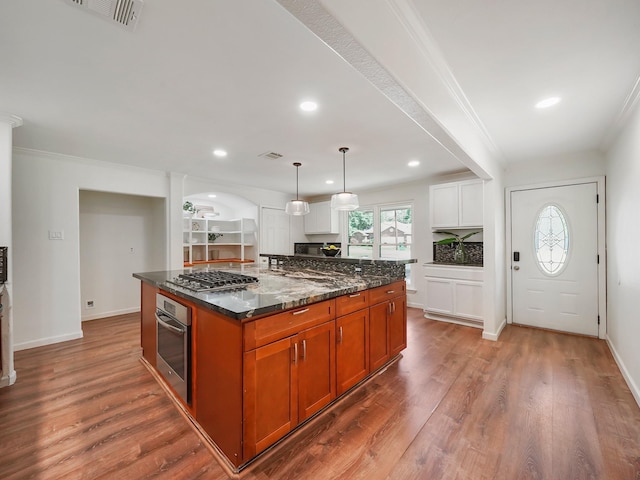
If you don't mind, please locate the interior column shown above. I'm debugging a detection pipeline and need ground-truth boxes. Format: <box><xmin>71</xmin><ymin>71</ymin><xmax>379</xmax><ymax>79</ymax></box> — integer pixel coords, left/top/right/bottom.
<box><xmin>0</xmin><ymin>112</ymin><xmax>23</xmax><ymax>388</ymax></box>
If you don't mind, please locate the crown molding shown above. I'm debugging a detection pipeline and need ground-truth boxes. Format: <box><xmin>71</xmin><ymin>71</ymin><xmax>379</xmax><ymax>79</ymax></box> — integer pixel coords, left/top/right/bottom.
<box><xmin>601</xmin><ymin>74</ymin><xmax>640</xmax><ymax>150</ymax></box>
<box><xmin>385</xmin><ymin>0</ymin><xmax>503</xmax><ymax>161</ymax></box>
<box><xmin>0</xmin><ymin>113</ymin><xmax>23</xmax><ymax>128</ymax></box>
<box><xmin>276</xmin><ymin>0</ymin><xmax>497</xmax><ymax>179</ymax></box>
<box><xmin>12</xmin><ymin>146</ymin><xmax>168</xmax><ymax>177</ymax></box>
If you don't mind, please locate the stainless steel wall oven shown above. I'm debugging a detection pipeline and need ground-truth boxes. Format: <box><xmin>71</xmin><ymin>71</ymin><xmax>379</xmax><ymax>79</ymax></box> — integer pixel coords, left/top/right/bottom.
<box><xmin>155</xmin><ymin>293</ymin><xmax>191</xmax><ymax>405</ymax></box>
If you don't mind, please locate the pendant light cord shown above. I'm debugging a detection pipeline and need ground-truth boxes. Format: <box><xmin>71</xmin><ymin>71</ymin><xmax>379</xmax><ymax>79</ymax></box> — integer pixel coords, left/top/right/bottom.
<box><xmin>339</xmin><ymin>147</ymin><xmax>349</xmax><ymax>193</ymax></box>
<box><xmin>293</xmin><ymin>161</ymin><xmax>302</xmax><ymax>200</ymax></box>
<box><xmin>342</xmin><ymin>150</ymin><xmax>346</xmax><ymax>193</ymax></box>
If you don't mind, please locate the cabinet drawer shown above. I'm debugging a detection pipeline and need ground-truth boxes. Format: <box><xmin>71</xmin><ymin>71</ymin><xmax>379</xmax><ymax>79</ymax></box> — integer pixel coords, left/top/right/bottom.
<box><xmin>369</xmin><ymin>281</ymin><xmax>406</xmax><ymax>305</ymax></box>
<box><xmin>335</xmin><ymin>290</ymin><xmax>369</xmax><ymax>317</ymax></box>
<box><xmin>244</xmin><ymin>299</ymin><xmax>335</xmax><ymax>351</ymax></box>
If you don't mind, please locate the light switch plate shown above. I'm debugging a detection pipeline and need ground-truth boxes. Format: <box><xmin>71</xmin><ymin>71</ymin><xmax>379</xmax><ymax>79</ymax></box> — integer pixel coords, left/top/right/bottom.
<box><xmin>48</xmin><ymin>230</ymin><xmax>64</xmax><ymax>240</ymax></box>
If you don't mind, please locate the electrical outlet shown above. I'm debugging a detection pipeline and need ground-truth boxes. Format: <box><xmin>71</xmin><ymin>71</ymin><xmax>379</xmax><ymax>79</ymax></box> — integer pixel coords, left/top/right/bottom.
<box><xmin>86</xmin><ymin>300</ymin><xmax>95</xmax><ymax>309</ymax></box>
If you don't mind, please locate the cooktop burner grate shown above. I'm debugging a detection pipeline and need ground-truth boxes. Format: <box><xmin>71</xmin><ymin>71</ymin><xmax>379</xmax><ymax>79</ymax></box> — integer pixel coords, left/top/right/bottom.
<box><xmin>167</xmin><ymin>270</ymin><xmax>259</xmax><ymax>292</ymax></box>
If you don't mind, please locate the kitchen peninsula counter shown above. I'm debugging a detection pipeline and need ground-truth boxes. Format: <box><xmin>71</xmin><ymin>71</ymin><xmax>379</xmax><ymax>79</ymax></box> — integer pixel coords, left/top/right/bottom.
<box><xmin>135</xmin><ymin>257</ymin><xmax>413</xmax><ymax>472</ymax></box>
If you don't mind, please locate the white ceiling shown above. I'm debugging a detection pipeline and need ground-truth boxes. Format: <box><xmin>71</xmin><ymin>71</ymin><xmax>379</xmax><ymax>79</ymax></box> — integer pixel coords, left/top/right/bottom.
<box><xmin>1</xmin><ymin>0</ymin><xmax>639</xmax><ymax>197</ymax></box>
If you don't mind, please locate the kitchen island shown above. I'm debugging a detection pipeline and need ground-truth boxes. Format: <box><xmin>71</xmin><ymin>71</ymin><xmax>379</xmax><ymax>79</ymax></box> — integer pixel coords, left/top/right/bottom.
<box><xmin>134</xmin><ymin>256</ymin><xmax>415</xmax><ymax>472</ymax></box>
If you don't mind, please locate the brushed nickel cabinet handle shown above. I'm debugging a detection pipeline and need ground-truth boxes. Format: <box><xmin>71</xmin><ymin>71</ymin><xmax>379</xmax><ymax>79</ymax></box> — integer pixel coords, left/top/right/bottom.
<box><xmin>349</xmin><ymin>293</ymin><xmax>361</xmax><ymax>298</ymax></box>
<box><xmin>292</xmin><ymin>308</ymin><xmax>309</xmax><ymax>316</ymax></box>
<box><xmin>386</xmin><ymin>290</ymin><xmax>395</xmax><ymax>294</ymax></box>
<box><xmin>339</xmin><ymin>326</ymin><xmax>343</xmax><ymax>344</ymax></box>
<box><xmin>293</xmin><ymin>342</ymin><xmax>298</xmax><ymax>365</ymax></box>
<box><xmin>302</xmin><ymin>340</ymin><xmax>306</xmax><ymax>360</ymax></box>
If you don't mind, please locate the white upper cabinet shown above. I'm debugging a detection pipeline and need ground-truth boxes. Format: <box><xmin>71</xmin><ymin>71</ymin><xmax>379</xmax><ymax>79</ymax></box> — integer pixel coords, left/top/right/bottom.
<box><xmin>430</xmin><ymin>179</ymin><xmax>483</xmax><ymax>229</ymax></box>
<box><xmin>304</xmin><ymin>201</ymin><xmax>339</xmax><ymax>234</ymax></box>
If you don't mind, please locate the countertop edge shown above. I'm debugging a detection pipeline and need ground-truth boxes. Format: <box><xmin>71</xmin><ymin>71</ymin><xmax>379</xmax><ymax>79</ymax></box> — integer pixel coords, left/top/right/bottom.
<box><xmin>133</xmin><ymin>272</ymin><xmax>400</xmax><ymax>320</ymax></box>
<box><xmin>260</xmin><ymin>253</ymin><xmax>417</xmax><ymax>265</ymax></box>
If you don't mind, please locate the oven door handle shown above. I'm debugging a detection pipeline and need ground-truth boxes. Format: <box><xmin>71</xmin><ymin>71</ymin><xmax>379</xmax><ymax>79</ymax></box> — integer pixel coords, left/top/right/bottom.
<box><xmin>155</xmin><ymin>312</ymin><xmax>185</xmax><ymax>335</ymax></box>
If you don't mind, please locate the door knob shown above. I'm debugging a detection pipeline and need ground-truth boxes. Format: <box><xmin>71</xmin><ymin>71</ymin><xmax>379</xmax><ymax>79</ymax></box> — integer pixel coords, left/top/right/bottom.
<box><xmin>514</xmin><ymin>266</ymin><xmax>520</xmax><ymax>270</ymax></box>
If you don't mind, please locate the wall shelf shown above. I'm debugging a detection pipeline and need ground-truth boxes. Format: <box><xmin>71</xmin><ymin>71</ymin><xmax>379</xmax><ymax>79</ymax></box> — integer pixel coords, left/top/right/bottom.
<box><xmin>183</xmin><ymin>217</ymin><xmax>256</xmax><ymax>266</ymax></box>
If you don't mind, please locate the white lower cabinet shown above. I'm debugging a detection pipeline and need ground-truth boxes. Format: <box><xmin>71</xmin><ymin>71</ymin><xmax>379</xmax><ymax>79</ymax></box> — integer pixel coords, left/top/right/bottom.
<box><xmin>424</xmin><ymin>264</ymin><xmax>483</xmax><ymax>327</ymax></box>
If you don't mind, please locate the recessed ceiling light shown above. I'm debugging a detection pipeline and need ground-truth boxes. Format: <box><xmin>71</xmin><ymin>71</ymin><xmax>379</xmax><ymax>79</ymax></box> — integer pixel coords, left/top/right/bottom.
<box><xmin>208</xmin><ymin>194</ymin><xmax>217</xmax><ymax>198</ymax></box>
<box><xmin>535</xmin><ymin>97</ymin><xmax>561</xmax><ymax>109</ymax></box>
<box><xmin>325</xmin><ymin>180</ymin><xmax>334</xmax><ymax>185</ymax></box>
<box><xmin>300</xmin><ymin>101</ymin><xmax>318</xmax><ymax>112</ymax></box>
<box><xmin>408</xmin><ymin>160</ymin><xmax>420</xmax><ymax>167</ymax></box>
<box><xmin>213</xmin><ymin>149</ymin><xmax>227</xmax><ymax>157</ymax></box>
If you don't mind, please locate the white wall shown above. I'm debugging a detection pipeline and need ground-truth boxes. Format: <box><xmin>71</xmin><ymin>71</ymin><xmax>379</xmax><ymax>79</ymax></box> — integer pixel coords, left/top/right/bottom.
<box><xmin>79</xmin><ymin>191</ymin><xmax>165</xmax><ymax>321</ymax></box>
<box><xmin>505</xmin><ymin>150</ymin><xmax>606</xmax><ymax>186</ymax></box>
<box><xmin>12</xmin><ymin>149</ymin><xmax>295</xmax><ymax>350</ymax></box>
<box><xmin>605</xmin><ymin>102</ymin><xmax>640</xmax><ymax>405</ymax></box>
<box><xmin>346</xmin><ymin>179</ymin><xmax>431</xmax><ymax>308</ymax></box>
<box><xmin>12</xmin><ymin>149</ymin><xmax>168</xmax><ymax>350</ymax></box>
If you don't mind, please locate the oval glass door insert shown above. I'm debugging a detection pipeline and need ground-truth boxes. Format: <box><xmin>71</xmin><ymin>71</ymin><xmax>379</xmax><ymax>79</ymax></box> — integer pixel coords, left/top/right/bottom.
<box><xmin>534</xmin><ymin>204</ymin><xmax>569</xmax><ymax>275</ymax></box>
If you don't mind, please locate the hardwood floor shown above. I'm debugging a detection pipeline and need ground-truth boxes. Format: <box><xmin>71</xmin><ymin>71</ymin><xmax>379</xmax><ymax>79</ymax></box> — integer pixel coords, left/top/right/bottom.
<box><xmin>1</xmin><ymin>310</ymin><xmax>639</xmax><ymax>479</ymax></box>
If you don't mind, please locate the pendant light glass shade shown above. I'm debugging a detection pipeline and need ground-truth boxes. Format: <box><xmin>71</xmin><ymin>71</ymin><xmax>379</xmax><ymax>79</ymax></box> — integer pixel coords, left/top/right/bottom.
<box><xmin>285</xmin><ymin>199</ymin><xmax>310</xmax><ymax>215</ymax></box>
<box><xmin>331</xmin><ymin>191</ymin><xmax>359</xmax><ymax>210</ymax></box>
<box><xmin>330</xmin><ymin>147</ymin><xmax>359</xmax><ymax>211</ymax></box>
<box><xmin>285</xmin><ymin>162</ymin><xmax>310</xmax><ymax>216</ymax></box>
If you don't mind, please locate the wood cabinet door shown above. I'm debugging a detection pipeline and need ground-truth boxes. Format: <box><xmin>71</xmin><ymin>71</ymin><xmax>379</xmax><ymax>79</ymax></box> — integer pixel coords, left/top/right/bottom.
<box><xmin>336</xmin><ymin>309</ymin><xmax>369</xmax><ymax>396</ymax></box>
<box><xmin>389</xmin><ymin>295</ymin><xmax>407</xmax><ymax>357</ymax></box>
<box><xmin>140</xmin><ymin>282</ymin><xmax>158</xmax><ymax>366</ymax></box>
<box><xmin>297</xmin><ymin>321</ymin><xmax>336</xmax><ymax>421</ymax></box>
<box><xmin>369</xmin><ymin>301</ymin><xmax>390</xmax><ymax>371</ymax></box>
<box><xmin>243</xmin><ymin>336</ymin><xmax>298</xmax><ymax>459</ymax></box>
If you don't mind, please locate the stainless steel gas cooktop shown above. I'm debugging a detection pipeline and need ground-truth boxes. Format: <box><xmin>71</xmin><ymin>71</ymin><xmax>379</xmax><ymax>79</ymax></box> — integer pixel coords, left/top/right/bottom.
<box><xmin>167</xmin><ymin>270</ymin><xmax>259</xmax><ymax>292</ymax></box>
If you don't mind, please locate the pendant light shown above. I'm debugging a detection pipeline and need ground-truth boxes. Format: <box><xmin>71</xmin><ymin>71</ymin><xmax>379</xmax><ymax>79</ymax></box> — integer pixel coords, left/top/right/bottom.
<box><xmin>285</xmin><ymin>162</ymin><xmax>310</xmax><ymax>215</ymax></box>
<box><xmin>330</xmin><ymin>147</ymin><xmax>359</xmax><ymax>210</ymax></box>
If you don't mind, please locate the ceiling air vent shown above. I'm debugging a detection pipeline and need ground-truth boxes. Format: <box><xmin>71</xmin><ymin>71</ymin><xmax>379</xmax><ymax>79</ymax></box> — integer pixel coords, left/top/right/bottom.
<box><xmin>259</xmin><ymin>151</ymin><xmax>284</xmax><ymax>160</ymax></box>
<box><xmin>63</xmin><ymin>0</ymin><xmax>144</xmax><ymax>32</ymax></box>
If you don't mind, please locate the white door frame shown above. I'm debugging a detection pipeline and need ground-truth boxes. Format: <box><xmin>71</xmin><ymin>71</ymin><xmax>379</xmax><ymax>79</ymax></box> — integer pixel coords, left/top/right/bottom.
<box><xmin>505</xmin><ymin>176</ymin><xmax>607</xmax><ymax>339</ymax></box>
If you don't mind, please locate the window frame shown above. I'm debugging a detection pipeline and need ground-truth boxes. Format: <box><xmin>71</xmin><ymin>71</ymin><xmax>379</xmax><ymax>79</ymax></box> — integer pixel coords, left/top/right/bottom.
<box><xmin>343</xmin><ymin>201</ymin><xmax>414</xmax><ymax>285</ymax></box>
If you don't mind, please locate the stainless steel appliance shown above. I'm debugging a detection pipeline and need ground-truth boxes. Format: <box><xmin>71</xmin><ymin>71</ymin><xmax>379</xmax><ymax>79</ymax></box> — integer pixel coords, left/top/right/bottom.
<box><xmin>167</xmin><ymin>270</ymin><xmax>258</xmax><ymax>292</ymax></box>
<box><xmin>156</xmin><ymin>293</ymin><xmax>191</xmax><ymax>404</ymax></box>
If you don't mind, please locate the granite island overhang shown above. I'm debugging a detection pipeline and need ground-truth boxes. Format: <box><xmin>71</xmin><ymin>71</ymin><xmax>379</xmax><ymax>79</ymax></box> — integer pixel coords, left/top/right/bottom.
<box><xmin>133</xmin><ymin>256</ymin><xmax>415</xmax><ymax>472</ymax></box>
<box><xmin>133</xmin><ymin>256</ymin><xmax>416</xmax><ymax>320</ymax></box>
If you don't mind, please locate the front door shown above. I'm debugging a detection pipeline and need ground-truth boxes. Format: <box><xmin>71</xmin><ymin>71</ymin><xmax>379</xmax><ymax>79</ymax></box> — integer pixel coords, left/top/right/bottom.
<box><xmin>510</xmin><ymin>182</ymin><xmax>599</xmax><ymax>336</ymax></box>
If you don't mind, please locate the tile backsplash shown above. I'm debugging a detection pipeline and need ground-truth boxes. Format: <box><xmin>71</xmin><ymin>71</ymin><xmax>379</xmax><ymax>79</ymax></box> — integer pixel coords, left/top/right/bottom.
<box><xmin>433</xmin><ymin>242</ymin><xmax>483</xmax><ymax>265</ymax></box>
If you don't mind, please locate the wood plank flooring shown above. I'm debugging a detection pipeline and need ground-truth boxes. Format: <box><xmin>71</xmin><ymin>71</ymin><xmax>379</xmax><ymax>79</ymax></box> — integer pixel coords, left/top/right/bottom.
<box><xmin>1</xmin><ymin>309</ymin><xmax>639</xmax><ymax>479</ymax></box>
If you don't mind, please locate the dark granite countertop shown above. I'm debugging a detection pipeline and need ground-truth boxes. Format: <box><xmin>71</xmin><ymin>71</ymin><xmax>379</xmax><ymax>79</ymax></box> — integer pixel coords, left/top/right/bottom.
<box><xmin>261</xmin><ymin>253</ymin><xmax>417</xmax><ymax>265</ymax></box>
<box><xmin>425</xmin><ymin>262</ymin><xmax>484</xmax><ymax>268</ymax></box>
<box><xmin>133</xmin><ymin>263</ymin><xmax>401</xmax><ymax>320</ymax></box>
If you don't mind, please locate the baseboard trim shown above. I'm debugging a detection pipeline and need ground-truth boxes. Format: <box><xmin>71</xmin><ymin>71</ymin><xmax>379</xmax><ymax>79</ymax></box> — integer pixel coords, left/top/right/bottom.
<box><xmin>423</xmin><ymin>311</ymin><xmax>483</xmax><ymax>330</ymax></box>
<box><xmin>482</xmin><ymin>317</ymin><xmax>507</xmax><ymax>342</ymax></box>
<box><xmin>82</xmin><ymin>307</ymin><xmax>139</xmax><ymax>322</ymax></box>
<box><xmin>606</xmin><ymin>335</ymin><xmax>640</xmax><ymax>409</ymax></box>
<box><xmin>0</xmin><ymin>369</ymin><xmax>17</xmax><ymax>388</ymax></box>
<box><xmin>14</xmin><ymin>331</ymin><xmax>83</xmax><ymax>351</ymax></box>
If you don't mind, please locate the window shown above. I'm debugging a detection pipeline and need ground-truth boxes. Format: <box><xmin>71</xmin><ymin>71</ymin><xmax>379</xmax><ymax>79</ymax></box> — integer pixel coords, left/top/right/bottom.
<box><xmin>347</xmin><ymin>209</ymin><xmax>374</xmax><ymax>259</ymax></box>
<box><xmin>347</xmin><ymin>203</ymin><xmax>413</xmax><ymax>284</ymax></box>
<box><xmin>380</xmin><ymin>206</ymin><xmax>412</xmax><ymax>260</ymax></box>
<box><xmin>534</xmin><ymin>204</ymin><xmax>569</xmax><ymax>275</ymax></box>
